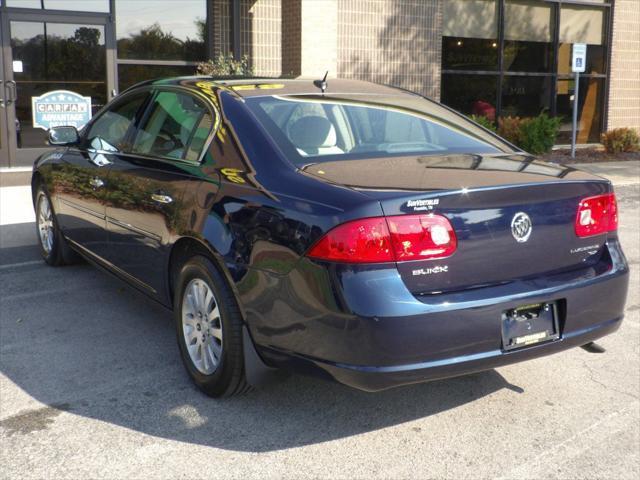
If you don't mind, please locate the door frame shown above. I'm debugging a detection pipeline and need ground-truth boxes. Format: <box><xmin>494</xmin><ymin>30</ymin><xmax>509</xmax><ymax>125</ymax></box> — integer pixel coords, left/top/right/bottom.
<box><xmin>0</xmin><ymin>7</ymin><xmax>116</xmax><ymax>168</ymax></box>
<box><xmin>0</xmin><ymin>18</ymin><xmax>9</xmax><ymax>166</ymax></box>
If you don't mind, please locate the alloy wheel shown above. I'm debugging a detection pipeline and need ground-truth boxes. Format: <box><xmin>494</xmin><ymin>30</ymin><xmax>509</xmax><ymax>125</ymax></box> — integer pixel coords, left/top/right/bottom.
<box><xmin>181</xmin><ymin>278</ymin><xmax>223</xmax><ymax>375</ymax></box>
<box><xmin>37</xmin><ymin>194</ymin><xmax>54</xmax><ymax>254</ymax></box>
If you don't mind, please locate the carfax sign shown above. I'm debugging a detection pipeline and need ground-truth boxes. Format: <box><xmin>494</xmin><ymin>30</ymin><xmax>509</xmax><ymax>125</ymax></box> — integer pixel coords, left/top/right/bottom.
<box><xmin>32</xmin><ymin>90</ymin><xmax>92</xmax><ymax>130</ymax></box>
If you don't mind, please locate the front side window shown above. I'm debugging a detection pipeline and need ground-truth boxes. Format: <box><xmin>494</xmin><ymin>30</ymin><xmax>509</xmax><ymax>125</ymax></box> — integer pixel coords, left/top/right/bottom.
<box><xmin>132</xmin><ymin>91</ymin><xmax>212</xmax><ymax>161</ymax></box>
<box><xmin>84</xmin><ymin>93</ymin><xmax>147</xmax><ymax>152</ymax></box>
<box><xmin>247</xmin><ymin>96</ymin><xmax>512</xmax><ymax>165</ymax></box>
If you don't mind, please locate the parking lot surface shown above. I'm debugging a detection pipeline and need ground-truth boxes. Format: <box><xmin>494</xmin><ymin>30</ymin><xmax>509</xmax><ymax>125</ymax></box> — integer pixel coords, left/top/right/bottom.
<box><xmin>1</xmin><ymin>164</ymin><xmax>639</xmax><ymax>479</ymax></box>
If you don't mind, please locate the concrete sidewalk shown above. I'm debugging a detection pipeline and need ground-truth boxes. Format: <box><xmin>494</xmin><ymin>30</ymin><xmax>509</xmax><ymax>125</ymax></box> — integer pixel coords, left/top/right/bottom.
<box><xmin>574</xmin><ymin>161</ymin><xmax>640</xmax><ymax>186</ymax></box>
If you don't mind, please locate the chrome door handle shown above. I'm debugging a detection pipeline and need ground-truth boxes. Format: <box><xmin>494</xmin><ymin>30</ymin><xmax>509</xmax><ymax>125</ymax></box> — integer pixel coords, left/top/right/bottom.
<box><xmin>89</xmin><ymin>177</ymin><xmax>105</xmax><ymax>188</ymax></box>
<box><xmin>151</xmin><ymin>193</ymin><xmax>173</xmax><ymax>204</ymax></box>
<box><xmin>5</xmin><ymin>81</ymin><xmax>16</xmax><ymax>106</ymax></box>
<box><xmin>0</xmin><ymin>80</ymin><xmax>4</xmax><ymax>108</ymax></box>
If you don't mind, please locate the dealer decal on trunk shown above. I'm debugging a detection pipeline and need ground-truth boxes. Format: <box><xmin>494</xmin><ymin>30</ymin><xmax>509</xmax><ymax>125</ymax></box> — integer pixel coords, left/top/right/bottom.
<box><xmin>406</xmin><ymin>199</ymin><xmax>439</xmax><ymax>211</ymax></box>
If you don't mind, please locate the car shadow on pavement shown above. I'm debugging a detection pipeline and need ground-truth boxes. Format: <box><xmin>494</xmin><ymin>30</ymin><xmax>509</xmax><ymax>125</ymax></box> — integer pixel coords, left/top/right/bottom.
<box><xmin>0</xmin><ymin>222</ymin><xmax>524</xmax><ymax>452</ymax></box>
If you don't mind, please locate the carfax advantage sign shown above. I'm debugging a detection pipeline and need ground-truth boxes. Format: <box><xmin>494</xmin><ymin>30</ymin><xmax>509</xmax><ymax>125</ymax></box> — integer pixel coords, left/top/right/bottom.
<box><xmin>32</xmin><ymin>90</ymin><xmax>92</xmax><ymax>130</ymax></box>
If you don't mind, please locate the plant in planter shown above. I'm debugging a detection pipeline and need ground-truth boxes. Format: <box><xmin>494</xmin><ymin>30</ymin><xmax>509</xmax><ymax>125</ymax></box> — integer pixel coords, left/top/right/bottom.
<box><xmin>197</xmin><ymin>54</ymin><xmax>254</xmax><ymax>77</ymax></box>
<box><xmin>468</xmin><ymin>114</ymin><xmax>497</xmax><ymax>132</ymax></box>
<box><xmin>601</xmin><ymin>128</ymin><xmax>640</xmax><ymax>153</ymax></box>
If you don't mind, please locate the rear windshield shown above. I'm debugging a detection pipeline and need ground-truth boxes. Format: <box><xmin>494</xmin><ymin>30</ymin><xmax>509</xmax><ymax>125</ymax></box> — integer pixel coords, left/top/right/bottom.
<box><xmin>245</xmin><ymin>95</ymin><xmax>513</xmax><ymax>165</ymax></box>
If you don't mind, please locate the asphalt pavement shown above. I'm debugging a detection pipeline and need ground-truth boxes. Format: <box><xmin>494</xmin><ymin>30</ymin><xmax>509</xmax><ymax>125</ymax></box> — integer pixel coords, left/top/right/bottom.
<box><xmin>1</xmin><ymin>162</ymin><xmax>638</xmax><ymax>479</ymax></box>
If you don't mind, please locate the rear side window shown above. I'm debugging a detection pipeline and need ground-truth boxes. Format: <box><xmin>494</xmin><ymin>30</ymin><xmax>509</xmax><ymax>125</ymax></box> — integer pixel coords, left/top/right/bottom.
<box><xmin>132</xmin><ymin>90</ymin><xmax>213</xmax><ymax>161</ymax></box>
<box><xmin>84</xmin><ymin>92</ymin><xmax>147</xmax><ymax>152</ymax></box>
<box><xmin>247</xmin><ymin>96</ymin><xmax>512</xmax><ymax>165</ymax></box>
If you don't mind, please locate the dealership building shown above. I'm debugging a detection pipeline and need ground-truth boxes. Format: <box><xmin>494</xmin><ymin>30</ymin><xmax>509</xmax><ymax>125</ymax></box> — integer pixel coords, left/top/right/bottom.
<box><xmin>1</xmin><ymin>0</ymin><xmax>638</xmax><ymax>169</ymax></box>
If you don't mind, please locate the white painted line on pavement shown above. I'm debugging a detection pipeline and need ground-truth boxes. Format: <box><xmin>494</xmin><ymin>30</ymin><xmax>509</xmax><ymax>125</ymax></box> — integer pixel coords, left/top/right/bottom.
<box><xmin>0</xmin><ymin>260</ymin><xmax>42</xmax><ymax>271</ymax></box>
<box><xmin>0</xmin><ymin>167</ymin><xmax>32</xmax><ymax>173</ymax></box>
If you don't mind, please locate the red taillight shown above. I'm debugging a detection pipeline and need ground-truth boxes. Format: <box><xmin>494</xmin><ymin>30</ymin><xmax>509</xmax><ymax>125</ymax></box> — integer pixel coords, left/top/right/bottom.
<box><xmin>307</xmin><ymin>217</ymin><xmax>394</xmax><ymax>263</ymax></box>
<box><xmin>575</xmin><ymin>193</ymin><xmax>618</xmax><ymax>238</ymax></box>
<box><xmin>307</xmin><ymin>214</ymin><xmax>457</xmax><ymax>263</ymax></box>
<box><xmin>387</xmin><ymin>214</ymin><xmax>457</xmax><ymax>261</ymax></box>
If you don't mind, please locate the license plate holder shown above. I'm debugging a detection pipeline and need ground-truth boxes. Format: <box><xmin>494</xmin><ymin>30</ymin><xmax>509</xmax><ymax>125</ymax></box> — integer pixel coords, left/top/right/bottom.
<box><xmin>502</xmin><ymin>302</ymin><xmax>560</xmax><ymax>351</ymax></box>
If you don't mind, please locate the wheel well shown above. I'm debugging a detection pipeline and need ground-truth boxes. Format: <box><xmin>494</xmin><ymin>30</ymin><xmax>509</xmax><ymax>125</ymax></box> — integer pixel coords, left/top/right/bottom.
<box><xmin>31</xmin><ymin>172</ymin><xmax>43</xmax><ymax>205</ymax></box>
<box><xmin>168</xmin><ymin>237</ymin><xmax>219</xmax><ymax>306</ymax></box>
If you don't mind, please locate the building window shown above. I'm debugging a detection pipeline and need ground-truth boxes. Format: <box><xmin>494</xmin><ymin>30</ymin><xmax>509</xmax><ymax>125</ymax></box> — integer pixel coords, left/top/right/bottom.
<box><xmin>442</xmin><ymin>0</ymin><xmax>499</xmax><ymax>71</ymax></box>
<box><xmin>501</xmin><ymin>75</ymin><xmax>553</xmax><ymax>117</ymax></box>
<box><xmin>558</xmin><ymin>5</ymin><xmax>607</xmax><ymax>75</ymax></box>
<box><xmin>6</xmin><ymin>0</ymin><xmax>109</xmax><ymax>12</ymax></box>
<box><xmin>115</xmin><ymin>0</ymin><xmax>208</xmax><ymax>90</ymax></box>
<box><xmin>441</xmin><ymin>0</ymin><xmax>611</xmax><ymax>145</ymax></box>
<box><xmin>118</xmin><ymin>64</ymin><xmax>202</xmax><ymax>91</ymax></box>
<box><xmin>556</xmin><ymin>77</ymin><xmax>605</xmax><ymax>144</ymax></box>
<box><xmin>504</xmin><ymin>0</ymin><xmax>554</xmax><ymax>73</ymax></box>
<box><xmin>441</xmin><ymin>74</ymin><xmax>498</xmax><ymax>121</ymax></box>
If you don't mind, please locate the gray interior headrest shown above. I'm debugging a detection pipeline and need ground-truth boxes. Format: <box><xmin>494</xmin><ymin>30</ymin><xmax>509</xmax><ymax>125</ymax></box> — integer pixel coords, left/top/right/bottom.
<box><xmin>289</xmin><ymin>116</ymin><xmax>337</xmax><ymax>149</ymax></box>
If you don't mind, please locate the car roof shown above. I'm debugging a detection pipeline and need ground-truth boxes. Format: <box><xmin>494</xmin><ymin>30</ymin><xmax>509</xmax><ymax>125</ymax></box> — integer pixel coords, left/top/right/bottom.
<box><xmin>128</xmin><ymin>76</ymin><xmax>416</xmax><ymax>99</ymax></box>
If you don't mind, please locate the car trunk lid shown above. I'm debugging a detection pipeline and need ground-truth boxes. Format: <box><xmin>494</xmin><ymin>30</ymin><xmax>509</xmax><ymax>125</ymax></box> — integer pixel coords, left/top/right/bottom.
<box><xmin>302</xmin><ymin>154</ymin><xmax>612</xmax><ymax>294</ymax></box>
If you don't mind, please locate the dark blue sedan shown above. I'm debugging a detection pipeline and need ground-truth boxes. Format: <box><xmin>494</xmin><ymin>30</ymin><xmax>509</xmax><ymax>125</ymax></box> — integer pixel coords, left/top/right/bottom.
<box><xmin>32</xmin><ymin>77</ymin><xmax>629</xmax><ymax>397</ymax></box>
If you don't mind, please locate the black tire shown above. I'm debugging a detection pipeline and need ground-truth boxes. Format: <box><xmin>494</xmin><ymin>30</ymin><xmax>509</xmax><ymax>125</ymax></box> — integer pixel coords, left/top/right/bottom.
<box><xmin>34</xmin><ymin>187</ymin><xmax>79</xmax><ymax>266</ymax></box>
<box><xmin>174</xmin><ymin>255</ymin><xmax>250</xmax><ymax>397</ymax></box>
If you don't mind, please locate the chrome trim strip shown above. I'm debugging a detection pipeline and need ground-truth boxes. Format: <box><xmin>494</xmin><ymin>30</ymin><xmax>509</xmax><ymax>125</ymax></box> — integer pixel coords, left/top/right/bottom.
<box><xmin>60</xmin><ymin>198</ymin><xmax>105</xmax><ymax>220</ymax></box>
<box><xmin>106</xmin><ymin>217</ymin><xmax>162</xmax><ymax>242</ymax></box>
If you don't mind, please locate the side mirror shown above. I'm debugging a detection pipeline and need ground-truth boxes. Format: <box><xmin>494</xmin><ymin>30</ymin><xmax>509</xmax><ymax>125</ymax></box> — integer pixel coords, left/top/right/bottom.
<box><xmin>48</xmin><ymin>126</ymin><xmax>79</xmax><ymax>146</ymax></box>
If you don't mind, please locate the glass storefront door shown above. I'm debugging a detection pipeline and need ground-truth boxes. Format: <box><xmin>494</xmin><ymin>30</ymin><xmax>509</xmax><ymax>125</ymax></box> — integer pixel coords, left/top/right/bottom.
<box><xmin>0</xmin><ymin>19</ymin><xmax>10</xmax><ymax>165</ymax></box>
<box><xmin>0</xmin><ymin>10</ymin><xmax>114</xmax><ymax>168</ymax></box>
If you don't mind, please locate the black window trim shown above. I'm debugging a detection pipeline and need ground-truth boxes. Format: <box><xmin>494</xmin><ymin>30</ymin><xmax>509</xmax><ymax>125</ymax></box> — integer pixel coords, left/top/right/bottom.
<box><xmin>117</xmin><ymin>85</ymin><xmax>219</xmax><ymax>167</ymax></box>
<box><xmin>81</xmin><ymin>86</ymin><xmax>153</xmax><ymax>152</ymax></box>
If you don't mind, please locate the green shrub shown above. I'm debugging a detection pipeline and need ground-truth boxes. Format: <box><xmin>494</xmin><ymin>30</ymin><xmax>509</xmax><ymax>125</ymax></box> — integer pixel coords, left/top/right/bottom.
<box><xmin>601</xmin><ymin>128</ymin><xmax>640</xmax><ymax>153</ymax></box>
<box><xmin>497</xmin><ymin>116</ymin><xmax>524</xmax><ymax>146</ymax></box>
<box><xmin>468</xmin><ymin>114</ymin><xmax>497</xmax><ymax>132</ymax></box>
<box><xmin>517</xmin><ymin>113</ymin><xmax>561</xmax><ymax>155</ymax></box>
<box><xmin>496</xmin><ymin>114</ymin><xmax>560</xmax><ymax>154</ymax></box>
<box><xmin>197</xmin><ymin>54</ymin><xmax>254</xmax><ymax>77</ymax></box>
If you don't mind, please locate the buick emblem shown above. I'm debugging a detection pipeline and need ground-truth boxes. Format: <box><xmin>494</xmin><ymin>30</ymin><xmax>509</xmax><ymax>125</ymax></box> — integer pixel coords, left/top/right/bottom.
<box><xmin>511</xmin><ymin>212</ymin><xmax>532</xmax><ymax>243</ymax></box>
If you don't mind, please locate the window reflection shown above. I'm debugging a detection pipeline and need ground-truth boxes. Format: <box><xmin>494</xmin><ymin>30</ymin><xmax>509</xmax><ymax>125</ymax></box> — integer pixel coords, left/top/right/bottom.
<box><xmin>442</xmin><ymin>0</ymin><xmax>499</xmax><ymax>71</ymax></box>
<box><xmin>559</xmin><ymin>5</ymin><xmax>607</xmax><ymax>74</ymax></box>
<box><xmin>504</xmin><ymin>0</ymin><xmax>554</xmax><ymax>73</ymax></box>
<box><xmin>115</xmin><ymin>0</ymin><xmax>207</xmax><ymax>61</ymax></box>
<box><xmin>6</xmin><ymin>0</ymin><xmax>109</xmax><ymax>12</ymax></box>
<box><xmin>501</xmin><ymin>76</ymin><xmax>552</xmax><ymax>118</ymax></box>
<box><xmin>118</xmin><ymin>64</ymin><xmax>198</xmax><ymax>91</ymax></box>
<box><xmin>556</xmin><ymin>78</ymin><xmax>604</xmax><ymax>144</ymax></box>
<box><xmin>441</xmin><ymin>74</ymin><xmax>498</xmax><ymax>120</ymax></box>
<box><xmin>10</xmin><ymin>21</ymin><xmax>107</xmax><ymax>149</ymax></box>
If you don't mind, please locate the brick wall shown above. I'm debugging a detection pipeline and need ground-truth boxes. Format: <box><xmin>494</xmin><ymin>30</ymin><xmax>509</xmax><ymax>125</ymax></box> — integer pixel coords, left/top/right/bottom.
<box><xmin>241</xmin><ymin>0</ymin><xmax>282</xmax><ymax>76</ymax></box>
<box><xmin>211</xmin><ymin>0</ymin><xmax>231</xmax><ymax>57</ymax></box>
<box><xmin>281</xmin><ymin>0</ymin><xmax>337</xmax><ymax>77</ymax></box>
<box><xmin>281</xmin><ymin>0</ymin><xmax>302</xmax><ymax>76</ymax></box>
<box><xmin>607</xmin><ymin>0</ymin><xmax>640</xmax><ymax>134</ymax></box>
<box><xmin>337</xmin><ymin>0</ymin><xmax>442</xmax><ymax>100</ymax></box>
<box><xmin>210</xmin><ymin>0</ymin><xmax>281</xmax><ymax>77</ymax></box>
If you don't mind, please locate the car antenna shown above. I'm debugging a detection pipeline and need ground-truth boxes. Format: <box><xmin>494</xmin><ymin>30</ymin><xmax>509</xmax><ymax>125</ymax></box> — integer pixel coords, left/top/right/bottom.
<box><xmin>313</xmin><ymin>71</ymin><xmax>329</xmax><ymax>94</ymax></box>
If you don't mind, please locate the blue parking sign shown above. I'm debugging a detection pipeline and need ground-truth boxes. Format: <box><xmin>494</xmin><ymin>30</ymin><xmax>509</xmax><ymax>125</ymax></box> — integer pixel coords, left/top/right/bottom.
<box><xmin>32</xmin><ymin>90</ymin><xmax>92</xmax><ymax>131</ymax></box>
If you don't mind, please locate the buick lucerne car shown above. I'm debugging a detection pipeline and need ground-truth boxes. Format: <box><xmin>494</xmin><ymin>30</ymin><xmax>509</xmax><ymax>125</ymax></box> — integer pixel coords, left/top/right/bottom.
<box><xmin>32</xmin><ymin>77</ymin><xmax>629</xmax><ymax>397</ymax></box>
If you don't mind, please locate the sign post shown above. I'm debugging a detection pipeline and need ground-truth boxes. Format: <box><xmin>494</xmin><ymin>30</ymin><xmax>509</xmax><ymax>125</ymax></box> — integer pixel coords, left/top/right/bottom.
<box><xmin>571</xmin><ymin>43</ymin><xmax>587</xmax><ymax>158</ymax></box>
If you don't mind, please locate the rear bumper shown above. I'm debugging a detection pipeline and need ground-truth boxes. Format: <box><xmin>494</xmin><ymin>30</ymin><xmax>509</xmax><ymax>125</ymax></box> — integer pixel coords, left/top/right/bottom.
<box><xmin>266</xmin><ymin>316</ymin><xmax>622</xmax><ymax>392</ymax></box>
<box><xmin>246</xmin><ymin>239</ymin><xmax>629</xmax><ymax>391</ymax></box>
